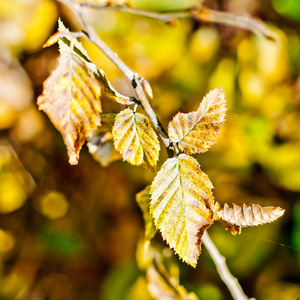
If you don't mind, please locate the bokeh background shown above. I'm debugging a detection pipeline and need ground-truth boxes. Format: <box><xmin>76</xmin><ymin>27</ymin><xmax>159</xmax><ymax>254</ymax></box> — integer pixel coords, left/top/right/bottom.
<box><xmin>0</xmin><ymin>0</ymin><xmax>300</xmax><ymax>299</ymax></box>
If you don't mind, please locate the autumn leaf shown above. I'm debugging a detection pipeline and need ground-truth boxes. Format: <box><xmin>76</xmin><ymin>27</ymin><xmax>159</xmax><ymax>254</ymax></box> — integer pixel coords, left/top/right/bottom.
<box><xmin>95</xmin><ymin>69</ymin><xmax>135</xmax><ymax>105</ymax></box>
<box><xmin>37</xmin><ymin>52</ymin><xmax>102</xmax><ymax>165</ymax></box>
<box><xmin>58</xmin><ymin>19</ymin><xmax>134</xmax><ymax>105</ymax></box>
<box><xmin>150</xmin><ymin>154</ymin><xmax>214</xmax><ymax>267</ymax></box>
<box><xmin>112</xmin><ymin>109</ymin><xmax>160</xmax><ymax>171</ymax></box>
<box><xmin>87</xmin><ymin>114</ymin><xmax>122</xmax><ymax>167</ymax></box>
<box><xmin>136</xmin><ymin>186</ymin><xmax>157</xmax><ymax>241</ymax></box>
<box><xmin>168</xmin><ymin>88</ymin><xmax>226</xmax><ymax>155</ymax></box>
<box><xmin>58</xmin><ymin>19</ymin><xmax>91</xmax><ymax>63</ymax></box>
<box><xmin>147</xmin><ymin>265</ymin><xmax>199</xmax><ymax>300</ymax></box>
<box><xmin>213</xmin><ymin>202</ymin><xmax>285</xmax><ymax>228</ymax></box>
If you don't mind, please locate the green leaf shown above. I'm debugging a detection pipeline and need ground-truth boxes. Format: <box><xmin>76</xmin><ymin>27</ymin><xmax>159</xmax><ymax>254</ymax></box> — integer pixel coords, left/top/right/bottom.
<box><xmin>87</xmin><ymin>114</ymin><xmax>122</xmax><ymax>167</ymax></box>
<box><xmin>112</xmin><ymin>109</ymin><xmax>160</xmax><ymax>171</ymax></box>
<box><xmin>136</xmin><ymin>186</ymin><xmax>157</xmax><ymax>241</ymax></box>
<box><xmin>150</xmin><ymin>154</ymin><xmax>214</xmax><ymax>267</ymax></box>
<box><xmin>168</xmin><ymin>88</ymin><xmax>226</xmax><ymax>155</ymax></box>
<box><xmin>37</xmin><ymin>52</ymin><xmax>102</xmax><ymax>165</ymax></box>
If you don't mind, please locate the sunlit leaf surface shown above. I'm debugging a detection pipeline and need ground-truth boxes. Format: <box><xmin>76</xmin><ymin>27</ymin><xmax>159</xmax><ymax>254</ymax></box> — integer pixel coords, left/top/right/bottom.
<box><xmin>214</xmin><ymin>203</ymin><xmax>285</xmax><ymax>227</ymax></box>
<box><xmin>168</xmin><ymin>88</ymin><xmax>226</xmax><ymax>155</ymax></box>
<box><xmin>136</xmin><ymin>186</ymin><xmax>157</xmax><ymax>241</ymax></box>
<box><xmin>150</xmin><ymin>154</ymin><xmax>214</xmax><ymax>267</ymax></box>
<box><xmin>112</xmin><ymin>109</ymin><xmax>160</xmax><ymax>170</ymax></box>
<box><xmin>37</xmin><ymin>52</ymin><xmax>102</xmax><ymax>165</ymax></box>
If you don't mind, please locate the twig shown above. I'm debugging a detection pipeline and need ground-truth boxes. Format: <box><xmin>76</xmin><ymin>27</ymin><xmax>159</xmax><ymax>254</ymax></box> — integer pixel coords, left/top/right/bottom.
<box><xmin>57</xmin><ymin>1</ymin><xmax>252</xmax><ymax>298</ymax></box>
<box><xmin>193</xmin><ymin>7</ymin><xmax>278</xmax><ymax>41</ymax></box>
<box><xmin>75</xmin><ymin>2</ymin><xmax>278</xmax><ymax>41</ymax></box>
<box><xmin>58</xmin><ymin>0</ymin><xmax>171</xmax><ymax>149</ymax></box>
<box><xmin>79</xmin><ymin>2</ymin><xmax>191</xmax><ymax>24</ymax></box>
<box><xmin>203</xmin><ymin>232</ymin><xmax>253</xmax><ymax>300</ymax></box>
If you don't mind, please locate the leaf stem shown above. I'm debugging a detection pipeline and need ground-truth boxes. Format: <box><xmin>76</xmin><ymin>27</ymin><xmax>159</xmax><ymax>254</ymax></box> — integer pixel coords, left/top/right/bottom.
<box><xmin>203</xmin><ymin>232</ymin><xmax>254</xmax><ymax>300</ymax></box>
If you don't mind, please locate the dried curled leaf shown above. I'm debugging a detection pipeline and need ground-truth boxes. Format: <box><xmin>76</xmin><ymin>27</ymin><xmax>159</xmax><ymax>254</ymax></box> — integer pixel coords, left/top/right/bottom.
<box><xmin>95</xmin><ymin>69</ymin><xmax>135</xmax><ymax>105</ymax></box>
<box><xmin>87</xmin><ymin>114</ymin><xmax>122</xmax><ymax>167</ymax></box>
<box><xmin>112</xmin><ymin>109</ymin><xmax>160</xmax><ymax>171</ymax></box>
<box><xmin>150</xmin><ymin>154</ymin><xmax>214</xmax><ymax>267</ymax></box>
<box><xmin>214</xmin><ymin>202</ymin><xmax>285</xmax><ymax>227</ymax></box>
<box><xmin>168</xmin><ymin>88</ymin><xmax>226</xmax><ymax>155</ymax></box>
<box><xmin>136</xmin><ymin>186</ymin><xmax>157</xmax><ymax>241</ymax></box>
<box><xmin>58</xmin><ymin>19</ymin><xmax>91</xmax><ymax>63</ymax></box>
<box><xmin>58</xmin><ymin>19</ymin><xmax>134</xmax><ymax>105</ymax></box>
<box><xmin>37</xmin><ymin>52</ymin><xmax>102</xmax><ymax>165</ymax></box>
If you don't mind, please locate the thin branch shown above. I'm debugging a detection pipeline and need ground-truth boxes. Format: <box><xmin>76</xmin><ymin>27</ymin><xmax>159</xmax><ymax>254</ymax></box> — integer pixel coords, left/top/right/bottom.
<box><xmin>79</xmin><ymin>2</ymin><xmax>191</xmax><ymax>24</ymax></box>
<box><xmin>76</xmin><ymin>2</ymin><xmax>278</xmax><ymax>41</ymax></box>
<box><xmin>193</xmin><ymin>7</ymin><xmax>278</xmax><ymax>41</ymax></box>
<box><xmin>203</xmin><ymin>232</ymin><xmax>254</xmax><ymax>300</ymax></box>
<box><xmin>58</xmin><ymin>0</ymin><xmax>171</xmax><ymax>149</ymax></box>
<box><xmin>57</xmin><ymin>2</ymin><xmax>253</xmax><ymax>298</ymax></box>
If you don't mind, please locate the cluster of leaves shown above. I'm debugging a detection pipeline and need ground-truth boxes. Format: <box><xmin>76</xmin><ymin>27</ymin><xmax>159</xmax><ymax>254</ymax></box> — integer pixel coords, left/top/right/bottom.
<box><xmin>38</xmin><ymin>20</ymin><xmax>285</xmax><ymax>268</ymax></box>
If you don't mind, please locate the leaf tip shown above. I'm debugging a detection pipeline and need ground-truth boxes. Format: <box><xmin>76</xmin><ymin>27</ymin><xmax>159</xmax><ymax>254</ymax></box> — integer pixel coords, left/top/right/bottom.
<box><xmin>68</xmin><ymin>156</ymin><xmax>79</xmax><ymax>165</ymax></box>
<box><xmin>43</xmin><ymin>32</ymin><xmax>60</xmax><ymax>48</ymax></box>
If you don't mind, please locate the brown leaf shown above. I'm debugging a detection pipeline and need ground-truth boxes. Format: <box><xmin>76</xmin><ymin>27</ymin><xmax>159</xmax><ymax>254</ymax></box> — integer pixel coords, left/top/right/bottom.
<box><xmin>37</xmin><ymin>52</ymin><xmax>102</xmax><ymax>165</ymax></box>
<box><xmin>214</xmin><ymin>202</ymin><xmax>285</xmax><ymax>227</ymax></box>
<box><xmin>168</xmin><ymin>88</ymin><xmax>226</xmax><ymax>155</ymax></box>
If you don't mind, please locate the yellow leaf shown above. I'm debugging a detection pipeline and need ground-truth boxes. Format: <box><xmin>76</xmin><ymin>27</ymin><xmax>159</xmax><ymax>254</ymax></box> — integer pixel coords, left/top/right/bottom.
<box><xmin>214</xmin><ymin>202</ymin><xmax>285</xmax><ymax>227</ymax></box>
<box><xmin>136</xmin><ymin>186</ymin><xmax>157</xmax><ymax>241</ymax></box>
<box><xmin>168</xmin><ymin>88</ymin><xmax>226</xmax><ymax>155</ymax></box>
<box><xmin>87</xmin><ymin>114</ymin><xmax>122</xmax><ymax>167</ymax></box>
<box><xmin>150</xmin><ymin>154</ymin><xmax>214</xmax><ymax>267</ymax></box>
<box><xmin>58</xmin><ymin>19</ymin><xmax>134</xmax><ymax>105</ymax></box>
<box><xmin>112</xmin><ymin>109</ymin><xmax>160</xmax><ymax>170</ymax></box>
<box><xmin>146</xmin><ymin>248</ymin><xmax>199</xmax><ymax>300</ymax></box>
<box><xmin>147</xmin><ymin>265</ymin><xmax>199</xmax><ymax>300</ymax></box>
<box><xmin>37</xmin><ymin>52</ymin><xmax>102</xmax><ymax>165</ymax></box>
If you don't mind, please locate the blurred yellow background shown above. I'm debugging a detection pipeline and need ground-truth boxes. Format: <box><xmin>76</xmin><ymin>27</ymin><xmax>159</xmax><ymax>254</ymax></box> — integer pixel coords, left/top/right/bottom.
<box><xmin>0</xmin><ymin>0</ymin><xmax>300</xmax><ymax>299</ymax></box>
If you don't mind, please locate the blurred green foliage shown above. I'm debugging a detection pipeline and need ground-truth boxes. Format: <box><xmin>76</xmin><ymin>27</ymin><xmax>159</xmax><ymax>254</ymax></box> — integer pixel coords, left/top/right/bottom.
<box><xmin>0</xmin><ymin>0</ymin><xmax>300</xmax><ymax>299</ymax></box>
<box><xmin>273</xmin><ymin>0</ymin><xmax>300</xmax><ymax>20</ymax></box>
